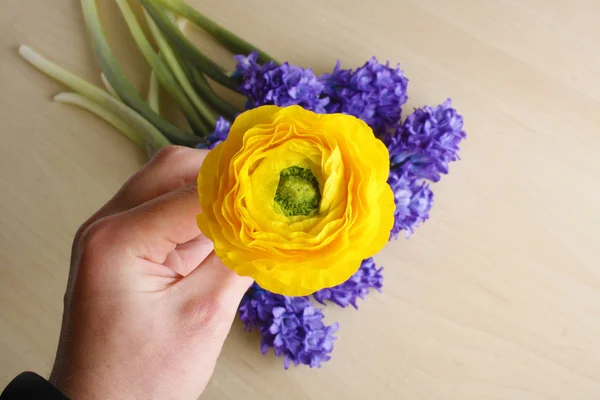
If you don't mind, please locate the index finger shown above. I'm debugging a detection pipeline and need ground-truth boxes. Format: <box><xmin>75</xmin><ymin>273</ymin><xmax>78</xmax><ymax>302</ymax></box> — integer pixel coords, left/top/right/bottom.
<box><xmin>104</xmin><ymin>185</ymin><xmax>203</xmax><ymax>264</ymax></box>
<box><xmin>77</xmin><ymin>147</ymin><xmax>208</xmax><ymax>243</ymax></box>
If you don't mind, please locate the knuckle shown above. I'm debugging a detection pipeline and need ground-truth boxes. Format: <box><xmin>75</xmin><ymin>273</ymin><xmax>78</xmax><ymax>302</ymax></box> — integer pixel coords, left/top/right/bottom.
<box><xmin>152</xmin><ymin>145</ymin><xmax>189</xmax><ymax>166</ymax></box>
<box><xmin>79</xmin><ymin>216</ymin><xmax>117</xmax><ymax>252</ymax></box>
<box><xmin>180</xmin><ymin>295</ymin><xmax>230</xmax><ymax>331</ymax></box>
<box><xmin>71</xmin><ymin>215</ymin><xmax>127</xmax><ymax>289</ymax></box>
<box><xmin>74</xmin><ymin>223</ymin><xmax>88</xmax><ymax>242</ymax></box>
<box><xmin>71</xmin><ymin>209</ymin><xmax>107</xmax><ymax>251</ymax></box>
<box><xmin>178</xmin><ymin>184</ymin><xmax>198</xmax><ymax>197</ymax></box>
<box><xmin>72</xmin><ymin>224</ymin><xmax>89</xmax><ymax>250</ymax></box>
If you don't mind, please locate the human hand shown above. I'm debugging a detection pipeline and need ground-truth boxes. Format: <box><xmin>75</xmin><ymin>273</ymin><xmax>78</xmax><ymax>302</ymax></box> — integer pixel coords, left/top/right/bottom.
<box><xmin>49</xmin><ymin>146</ymin><xmax>252</xmax><ymax>399</ymax></box>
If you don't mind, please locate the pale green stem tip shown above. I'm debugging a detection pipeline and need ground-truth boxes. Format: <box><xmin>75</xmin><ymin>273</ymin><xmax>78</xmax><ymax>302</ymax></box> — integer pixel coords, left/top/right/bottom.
<box><xmin>54</xmin><ymin>92</ymin><xmax>145</xmax><ymax>148</ymax></box>
<box><xmin>101</xmin><ymin>73</ymin><xmax>119</xmax><ymax>98</ymax></box>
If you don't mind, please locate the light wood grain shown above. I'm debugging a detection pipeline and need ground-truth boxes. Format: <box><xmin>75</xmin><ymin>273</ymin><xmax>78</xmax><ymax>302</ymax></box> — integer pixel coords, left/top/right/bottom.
<box><xmin>1</xmin><ymin>0</ymin><xmax>600</xmax><ymax>399</ymax></box>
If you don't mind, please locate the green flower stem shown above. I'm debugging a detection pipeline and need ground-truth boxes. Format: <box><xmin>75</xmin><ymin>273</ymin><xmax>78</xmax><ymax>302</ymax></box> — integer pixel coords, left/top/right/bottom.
<box><xmin>148</xmin><ymin>70</ymin><xmax>160</xmax><ymax>114</ymax></box>
<box><xmin>144</xmin><ymin>9</ymin><xmax>218</xmax><ymax>129</ymax></box>
<box><xmin>172</xmin><ymin>15</ymin><xmax>240</xmax><ymax>120</ymax></box>
<box><xmin>115</xmin><ymin>0</ymin><xmax>208</xmax><ymax>135</ymax></box>
<box><xmin>141</xmin><ymin>0</ymin><xmax>238</xmax><ymax>91</ymax></box>
<box><xmin>54</xmin><ymin>92</ymin><xmax>145</xmax><ymax>148</ymax></box>
<box><xmin>81</xmin><ymin>0</ymin><xmax>197</xmax><ymax>146</ymax></box>
<box><xmin>157</xmin><ymin>0</ymin><xmax>278</xmax><ymax>64</ymax></box>
<box><xmin>19</xmin><ymin>45</ymin><xmax>171</xmax><ymax>153</ymax></box>
<box><xmin>182</xmin><ymin>58</ymin><xmax>240</xmax><ymax>120</ymax></box>
<box><xmin>100</xmin><ymin>73</ymin><xmax>119</xmax><ymax>98</ymax></box>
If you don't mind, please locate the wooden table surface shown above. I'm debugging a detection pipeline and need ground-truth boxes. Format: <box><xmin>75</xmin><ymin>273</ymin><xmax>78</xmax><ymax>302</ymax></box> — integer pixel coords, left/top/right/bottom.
<box><xmin>2</xmin><ymin>1</ymin><xmax>600</xmax><ymax>399</ymax></box>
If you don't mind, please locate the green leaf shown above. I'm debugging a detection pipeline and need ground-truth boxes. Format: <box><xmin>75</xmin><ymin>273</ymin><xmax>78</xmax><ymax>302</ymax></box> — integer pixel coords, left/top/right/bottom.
<box><xmin>157</xmin><ymin>0</ymin><xmax>278</xmax><ymax>64</ymax></box>
<box><xmin>144</xmin><ymin>8</ymin><xmax>219</xmax><ymax>130</ymax></box>
<box><xmin>101</xmin><ymin>73</ymin><xmax>119</xmax><ymax>98</ymax></box>
<box><xmin>147</xmin><ymin>70</ymin><xmax>160</xmax><ymax>114</ymax></box>
<box><xmin>115</xmin><ymin>0</ymin><xmax>209</xmax><ymax>136</ymax></box>
<box><xmin>141</xmin><ymin>0</ymin><xmax>238</xmax><ymax>91</ymax></box>
<box><xmin>181</xmin><ymin>59</ymin><xmax>240</xmax><ymax>120</ymax></box>
<box><xmin>55</xmin><ymin>92</ymin><xmax>145</xmax><ymax>148</ymax></box>
<box><xmin>19</xmin><ymin>45</ymin><xmax>172</xmax><ymax>152</ymax></box>
<box><xmin>81</xmin><ymin>0</ymin><xmax>198</xmax><ymax>146</ymax></box>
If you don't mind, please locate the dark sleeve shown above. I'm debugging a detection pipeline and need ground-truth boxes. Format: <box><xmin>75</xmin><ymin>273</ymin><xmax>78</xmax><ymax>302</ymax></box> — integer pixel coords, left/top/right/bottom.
<box><xmin>1</xmin><ymin>372</ymin><xmax>69</xmax><ymax>400</ymax></box>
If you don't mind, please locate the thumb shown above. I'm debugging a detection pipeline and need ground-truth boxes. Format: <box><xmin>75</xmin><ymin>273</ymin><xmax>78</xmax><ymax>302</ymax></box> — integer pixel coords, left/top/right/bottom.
<box><xmin>109</xmin><ymin>186</ymin><xmax>202</xmax><ymax>264</ymax></box>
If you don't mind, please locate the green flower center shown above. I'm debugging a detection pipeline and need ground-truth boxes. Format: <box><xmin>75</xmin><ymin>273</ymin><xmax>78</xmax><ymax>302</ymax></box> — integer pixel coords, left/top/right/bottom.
<box><xmin>274</xmin><ymin>166</ymin><xmax>321</xmax><ymax>217</ymax></box>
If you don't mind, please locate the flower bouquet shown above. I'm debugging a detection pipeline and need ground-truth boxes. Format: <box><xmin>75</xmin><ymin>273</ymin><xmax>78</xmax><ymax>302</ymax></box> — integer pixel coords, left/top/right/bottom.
<box><xmin>20</xmin><ymin>0</ymin><xmax>465</xmax><ymax>369</ymax></box>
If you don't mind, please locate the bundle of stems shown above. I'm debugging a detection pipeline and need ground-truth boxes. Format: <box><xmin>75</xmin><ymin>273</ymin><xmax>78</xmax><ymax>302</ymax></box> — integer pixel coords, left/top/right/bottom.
<box><xmin>19</xmin><ymin>0</ymin><xmax>277</xmax><ymax>156</ymax></box>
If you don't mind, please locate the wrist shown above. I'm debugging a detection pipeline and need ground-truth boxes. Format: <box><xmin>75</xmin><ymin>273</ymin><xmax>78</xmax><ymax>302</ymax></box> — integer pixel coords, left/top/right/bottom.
<box><xmin>50</xmin><ymin>359</ymin><xmax>133</xmax><ymax>400</ymax></box>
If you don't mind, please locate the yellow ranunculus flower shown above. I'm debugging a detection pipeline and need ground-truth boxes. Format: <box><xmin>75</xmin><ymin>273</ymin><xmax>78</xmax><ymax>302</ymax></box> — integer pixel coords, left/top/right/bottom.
<box><xmin>197</xmin><ymin>105</ymin><xmax>395</xmax><ymax>296</ymax></box>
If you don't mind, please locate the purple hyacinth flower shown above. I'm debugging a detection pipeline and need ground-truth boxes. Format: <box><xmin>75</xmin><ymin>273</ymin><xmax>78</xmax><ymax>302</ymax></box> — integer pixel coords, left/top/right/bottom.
<box><xmin>321</xmin><ymin>57</ymin><xmax>408</xmax><ymax>135</ymax></box>
<box><xmin>234</xmin><ymin>52</ymin><xmax>329</xmax><ymax>112</ymax></box>
<box><xmin>238</xmin><ymin>284</ymin><xmax>338</xmax><ymax>369</ymax></box>
<box><xmin>205</xmin><ymin>117</ymin><xmax>231</xmax><ymax>149</ymax></box>
<box><xmin>389</xmin><ymin>99</ymin><xmax>466</xmax><ymax>182</ymax></box>
<box><xmin>387</xmin><ymin>168</ymin><xmax>434</xmax><ymax>239</ymax></box>
<box><xmin>313</xmin><ymin>258</ymin><xmax>383</xmax><ymax>309</ymax></box>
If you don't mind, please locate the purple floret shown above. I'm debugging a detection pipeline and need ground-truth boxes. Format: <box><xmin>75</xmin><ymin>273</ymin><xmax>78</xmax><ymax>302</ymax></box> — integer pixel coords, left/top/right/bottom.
<box><xmin>321</xmin><ymin>57</ymin><xmax>408</xmax><ymax>135</ymax></box>
<box><xmin>239</xmin><ymin>284</ymin><xmax>338</xmax><ymax>369</ymax></box>
<box><xmin>234</xmin><ymin>52</ymin><xmax>328</xmax><ymax>112</ymax></box>
<box><xmin>206</xmin><ymin>117</ymin><xmax>231</xmax><ymax>149</ymax></box>
<box><xmin>388</xmin><ymin>99</ymin><xmax>466</xmax><ymax>182</ymax></box>
<box><xmin>313</xmin><ymin>258</ymin><xmax>383</xmax><ymax>309</ymax></box>
<box><xmin>387</xmin><ymin>168</ymin><xmax>434</xmax><ymax>239</ymax></box>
